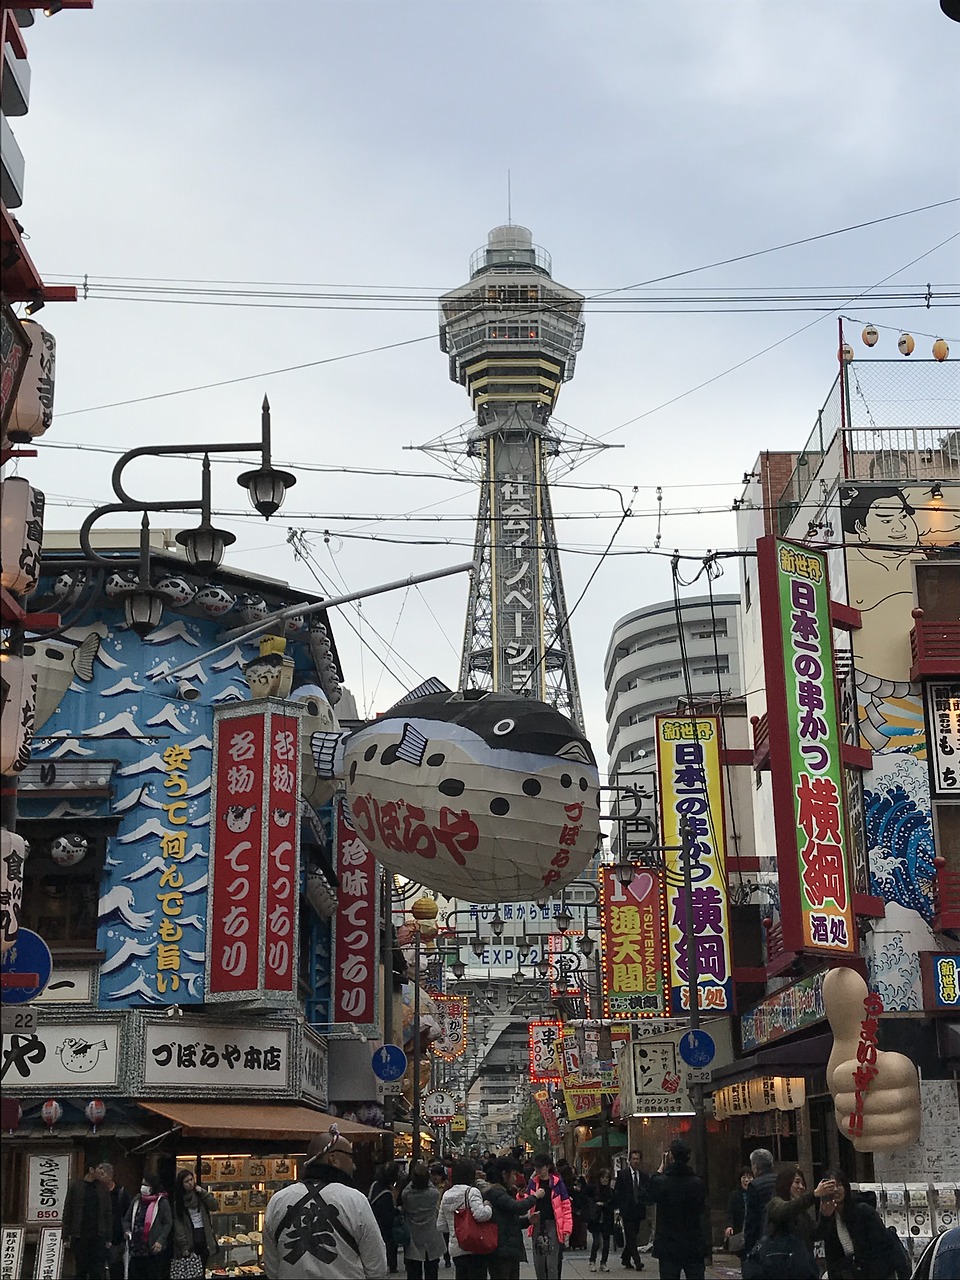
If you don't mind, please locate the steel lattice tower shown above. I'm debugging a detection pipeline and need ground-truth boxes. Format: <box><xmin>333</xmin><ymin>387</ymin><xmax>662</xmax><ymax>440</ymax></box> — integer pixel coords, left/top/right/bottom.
<box><xmin>437</xmin><ymin>225</ymin><xmax>592</xmax><ymax>727</ymax></box>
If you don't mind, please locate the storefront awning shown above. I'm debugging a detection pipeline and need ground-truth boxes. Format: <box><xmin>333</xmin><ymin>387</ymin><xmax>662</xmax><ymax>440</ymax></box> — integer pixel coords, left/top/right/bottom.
<box><xmin>140</xmin><ymin>1101</ymin><xmax>384</xmax><ymax>1142</ymax></box>
<box><xmin>707</xmin><ymin>1033</ymin><xmax>832</xmax><ymax>1089</ymax></box>
<box><xmin>579</xmin><ymin>1131</ymin><xmax>627</xmax><ymax>1149</ymax></box>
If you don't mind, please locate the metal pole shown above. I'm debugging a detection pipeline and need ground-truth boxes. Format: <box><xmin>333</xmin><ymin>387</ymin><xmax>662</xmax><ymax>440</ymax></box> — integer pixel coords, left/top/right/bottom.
<box><xmin>412</xmin><ymin>933</ymin><xmax>422</xmax><ymax>1165</ymax></box>
<box><xmin>381</xmin><ymin>870</ymin><xmax>395</xmax><ymax>1159</ymax></box>
<box><xmin>680</xmin><ymin>815</ymin><xmax>710</xmax><ymax>1254</ymax></box>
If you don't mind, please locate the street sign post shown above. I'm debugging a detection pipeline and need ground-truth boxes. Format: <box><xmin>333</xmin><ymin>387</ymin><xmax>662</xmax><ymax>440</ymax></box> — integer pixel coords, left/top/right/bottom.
<box><xmin>0</xmin><ymin>930</ymin><xmax>52</xmax><ymax>1005</ymax></box>
<box><xmin>371</xmin><ymin>1044</ymin><xmax>408</xmax><ymax>1082</ymax></box>
<box><xmin>678</xmin><ymin>1029</ymin><xmax>716</xmax><ymax>1069</ymax></box>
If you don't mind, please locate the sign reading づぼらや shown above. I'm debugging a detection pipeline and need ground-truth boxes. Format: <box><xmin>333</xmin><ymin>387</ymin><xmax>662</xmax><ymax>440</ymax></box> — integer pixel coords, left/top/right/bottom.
<box><xmin>207</xmin><ymin>700</ymin><xmax>302</xmax><ymax>1004</ymax></box>
<box><xmin>27</xmin><ymin>1154</ymin><xmax>70</xmax><ymax>1224</ymax></box>
<box><xmin>141</xmin><ymin>1022</ymin><xmax>292</xmax><ymax>1094</ymax></box>
<box><xmin>757</xmin><ymin>537</ymin><xmax>856</xmax><ymax>955</ymax></box>
<box><xmin>332</xmin><ymin>794</ymin><xmax>379</xmax><ymax>1035</ymax></box>
<box><xmin>655</xmin><ymin>715</ymin><xmax>733</xmax><ymax>1013</ymax></box>
<box><xmin>0</xmin><ymin>1020</ymin><xmax>121</xmax><ymax>1090</ymax></box>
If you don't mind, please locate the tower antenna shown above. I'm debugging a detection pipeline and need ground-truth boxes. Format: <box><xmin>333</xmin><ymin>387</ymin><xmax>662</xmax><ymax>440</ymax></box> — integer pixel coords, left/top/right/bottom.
<box><xmin>507</xmin><ymin>170</ymin><xmax>512</xmax><ymax>224</ymax></box>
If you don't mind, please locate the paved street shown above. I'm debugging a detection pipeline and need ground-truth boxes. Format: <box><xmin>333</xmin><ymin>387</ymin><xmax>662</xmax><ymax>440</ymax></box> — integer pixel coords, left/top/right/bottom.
<box><xmin>505</xmin><ymin>1250</ymin><xmax>740</xmax><ymax>1279</ymax></box>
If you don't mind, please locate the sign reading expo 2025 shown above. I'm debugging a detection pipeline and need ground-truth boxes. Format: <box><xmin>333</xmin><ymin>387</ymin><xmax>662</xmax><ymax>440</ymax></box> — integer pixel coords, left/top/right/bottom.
<box><xmin>758</xmin><ymin>537</ymin><xmax>855</xmax><ymax>955</ymax></box>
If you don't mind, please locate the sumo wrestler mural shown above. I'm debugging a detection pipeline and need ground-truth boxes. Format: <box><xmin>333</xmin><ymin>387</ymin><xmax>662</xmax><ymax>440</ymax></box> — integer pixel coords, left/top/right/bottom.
<box><xmin>840</xmin><ymin>481</ymin><xmax>960</xmax><ymax>1007</ymax></box>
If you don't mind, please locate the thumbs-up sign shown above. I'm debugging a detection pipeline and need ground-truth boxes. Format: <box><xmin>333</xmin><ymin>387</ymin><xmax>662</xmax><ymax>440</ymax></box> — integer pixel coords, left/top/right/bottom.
<box><xmin>822</xmin><ymin>966</ymin><xmax>921</xmax><ymax>1153</ymax></box>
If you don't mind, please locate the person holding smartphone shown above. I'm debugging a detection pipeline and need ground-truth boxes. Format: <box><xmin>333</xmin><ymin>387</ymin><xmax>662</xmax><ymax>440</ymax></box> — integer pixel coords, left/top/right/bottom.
<box><xmin>643</xmin><ymin>1140</ymin><xmax>707</xmax><ymax>1280</ymax></box>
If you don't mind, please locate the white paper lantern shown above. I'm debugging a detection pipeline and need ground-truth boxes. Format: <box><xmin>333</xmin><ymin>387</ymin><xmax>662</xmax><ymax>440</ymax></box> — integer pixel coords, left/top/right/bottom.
<box><xmin>861</xmin><ymin>324</ymin><xmax>879</xmax><ymax>347</ymax></box>
<box><xmin>0</xmin><ymin>653</ymin><xmax>37</xmax><ymax>774</ymax></box>
<box><xmin>0</xmin><ymin>478</ymin><xmax>45</xmax><ymax>595</ymax></box>
<box><xmin>40</xmin><ymin>1100</ymin><xmax>62</xmax><ymax>1130</ymax></box>
<box><xmin>0</xmin><ymin>829</ymin><xmax>28</xmax><ymax>954</ymax></box>
<box><xmin>343</xmin><ymin>690</ymin><xmax>601</xmax><ymax>901</ymax></box>
<box><xmin>85</xmin><ymin>1099</ymin><xmax>106</xmax><ymax>1132</ymax></box>
<box><xmin>4</xmin><ymin>319</ymin><xmax>55</xmax><ymax>442</ymax></box>
<box><xmin>898</xmin><ymin>333</ymin><xmax>916</xmax><ymax>356</ymax></box>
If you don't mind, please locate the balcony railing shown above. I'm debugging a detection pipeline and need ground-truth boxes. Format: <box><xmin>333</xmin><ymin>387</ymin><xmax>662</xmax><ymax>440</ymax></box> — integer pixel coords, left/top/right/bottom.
<box><xmin>910</xmin><ymin>613</ymin><xmax>960</xmax><ymax>679</ymax></box>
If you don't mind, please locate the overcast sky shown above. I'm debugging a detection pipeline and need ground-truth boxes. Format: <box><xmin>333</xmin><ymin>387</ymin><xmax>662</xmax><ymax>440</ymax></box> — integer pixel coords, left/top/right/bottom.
<box><xmin>14</xmin><ymin>0</ymin><xmax>959</xmax><ymax>764</ymax></box>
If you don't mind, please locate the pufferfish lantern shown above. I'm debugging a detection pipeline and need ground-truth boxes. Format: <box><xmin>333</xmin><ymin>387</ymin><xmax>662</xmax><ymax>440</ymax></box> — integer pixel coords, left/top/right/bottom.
<box><xmin>332</xmin><ymin>689</ymin><xmax>601</xmax><ymax>901</ymax></box>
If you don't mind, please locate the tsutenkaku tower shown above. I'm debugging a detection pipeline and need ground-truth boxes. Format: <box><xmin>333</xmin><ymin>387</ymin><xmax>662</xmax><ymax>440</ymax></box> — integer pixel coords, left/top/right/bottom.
<box><xmin>439</xmin><ymin>225</ymin><xmax>587</xmax><ymax>727</ymax></box>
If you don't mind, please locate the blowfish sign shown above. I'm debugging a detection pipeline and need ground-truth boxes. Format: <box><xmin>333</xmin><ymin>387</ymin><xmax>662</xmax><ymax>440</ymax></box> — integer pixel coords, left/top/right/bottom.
<box><xmin>207</xmin><ymin>701</ymin><xmax>302</xmax><ymax>1003</ymax></box>
<box><xmin>656</xmin><ymin>715</ymin><xmax>733</xmax><ymax>1014</ymax></box>
<box><xmin>757</xmin><ymin>538</ymin><xmax>855</xmax><ymax>955</ymax></box>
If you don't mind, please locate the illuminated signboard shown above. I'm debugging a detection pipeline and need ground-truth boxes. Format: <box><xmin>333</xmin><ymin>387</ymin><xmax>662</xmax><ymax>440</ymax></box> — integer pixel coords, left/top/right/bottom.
<box><xmin>600</xmin><ymin>866</ymin><xmax>668</xmax><ymax>1018</ymax></box>
<box><xmin>757</xmin><ymin>537</ymin><xmax>856</xmax><ymax>955</ymax></box>
<box><xmin>656</xmin><ymin>714</ymin><xmax>733</xmax><ymax>1012</ymax></box>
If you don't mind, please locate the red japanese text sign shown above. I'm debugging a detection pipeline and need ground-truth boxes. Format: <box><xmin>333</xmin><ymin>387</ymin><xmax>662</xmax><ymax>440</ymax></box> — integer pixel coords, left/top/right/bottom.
<box><xmin>758</xmin><ymin>537</ymin><xmax>855</xmax><ymax>955</ymax></box>
<box><xmin>332</xmin><ymin>794</ymin><xmax>379</xmax><ymax>1030</ymax></box>
<box><xmin>433</xmin><ymin>994</ymin><xmax>468</xmax><ymax>1061</ymax></box>
<box><xmin>600</xmin><ymin>866</ymin><xmax>668</xmax><ymax>1018</ymax></box>
<box><xmin>528</xmin><ymin>1019</ymin><xmax>563</xmax><ymax>1082</ymax></box>
<box><xmin>207</xmin><ymin>701</ymin><xmax>302</xmax><ymax>1002</ymax></box>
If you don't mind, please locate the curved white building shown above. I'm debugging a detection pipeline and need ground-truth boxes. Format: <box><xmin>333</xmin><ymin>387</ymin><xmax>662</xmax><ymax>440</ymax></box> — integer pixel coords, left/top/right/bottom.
<box><xmin>604</xmin><ymin>594</ymin><xmax>742</xmax><ymax>780</ymax></box>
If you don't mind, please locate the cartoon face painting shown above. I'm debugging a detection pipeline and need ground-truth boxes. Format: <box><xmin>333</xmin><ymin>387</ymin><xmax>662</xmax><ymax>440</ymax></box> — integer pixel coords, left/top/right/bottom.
<box><xmin>341</xmin><ymin>690</ymin><xmax>600</xmax><ymax>901</ymax></box>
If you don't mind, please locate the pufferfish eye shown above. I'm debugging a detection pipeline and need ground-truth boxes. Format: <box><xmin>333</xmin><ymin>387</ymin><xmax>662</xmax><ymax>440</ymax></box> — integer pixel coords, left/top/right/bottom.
<box><xmin>493</xmin><ymin>719</ymin><xmax>515</xmax><ymax>736</ymax></box>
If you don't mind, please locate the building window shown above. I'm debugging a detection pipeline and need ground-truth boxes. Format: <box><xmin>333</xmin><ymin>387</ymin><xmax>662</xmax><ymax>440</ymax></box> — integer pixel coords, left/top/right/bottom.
<box><xmin>17</xmin><ymin>827</ymin><xmax>105</xmax><ymax>950</ymax></box>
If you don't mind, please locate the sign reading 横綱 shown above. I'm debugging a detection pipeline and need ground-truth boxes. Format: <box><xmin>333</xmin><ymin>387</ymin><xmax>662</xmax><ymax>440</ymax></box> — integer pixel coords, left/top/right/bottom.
<box><xmin>207</xmin><ymin>701</ymin><xmax>302</xmax><ymax>1003</ymax></box>
<box><xmin>600</xmin><ymin>866</ymin><xmax>667</xmax><ymax>1018</ymax></box>
<box><xmin>332</xmin><ymin>794</ymin><xmax>379</xmax><ymax>1033</ymax></box>
<box><xmin>656</xmin><ymin>715</ymin><xmax>733</xmax><ymax>1013</ymax></box>
<box><xmin>27</xmin><ymin>1154</ymin><xmax>69</xmax><ymax>1225</ymax></box>
<box><xmin>757</xmin><ymin>538</ymin><xmax>855</xmax><ymax>954</ymax></box>
<box><xmin>926</xmin><ymin>682</ymin><xmax>960</xmax><ymax>797</ymax></box>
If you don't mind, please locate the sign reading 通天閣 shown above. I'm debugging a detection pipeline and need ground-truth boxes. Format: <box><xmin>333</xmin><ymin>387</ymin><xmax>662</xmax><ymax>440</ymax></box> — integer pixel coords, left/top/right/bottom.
<box><xmin>656</xmin><ymin>715</ymin><xmax>733</xmax><ymax>1013</ymax></box>
<box><xmin>758</xmin><ymin>537</ymin><xmax>856</xmax><ymax>955</ymax></box>
<box><xmin>600</xmin><ymin>866</ymin><xmax>667</xmax><ymax>1018</ymax></box>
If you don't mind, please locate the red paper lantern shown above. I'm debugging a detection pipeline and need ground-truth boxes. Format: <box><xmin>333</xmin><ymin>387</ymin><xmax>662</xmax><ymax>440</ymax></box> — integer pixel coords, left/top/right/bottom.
<box><xmin>85</xmin><ymin>1099</ymin><xmax>106</xmax><ymax>1132</ymax></box>
<box><xmin>41</xmin><ymin>1099</ymin><xmax>62</xmax><ymax>1130</ymax></box>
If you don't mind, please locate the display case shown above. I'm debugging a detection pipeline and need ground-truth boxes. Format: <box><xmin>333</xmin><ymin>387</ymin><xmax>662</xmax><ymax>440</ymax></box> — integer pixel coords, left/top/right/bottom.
<box><xmin>178</xmin><ymin>1154</ymin><xmax>299</xmax><ymax>1277</ymax></box>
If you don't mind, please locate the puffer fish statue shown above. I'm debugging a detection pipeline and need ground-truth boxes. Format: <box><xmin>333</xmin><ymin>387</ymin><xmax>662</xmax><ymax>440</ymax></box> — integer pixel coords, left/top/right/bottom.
<box><xmin>315</xmin><ymin>687</ymin><xmax>600</xmax><ymax>902</ymax></box>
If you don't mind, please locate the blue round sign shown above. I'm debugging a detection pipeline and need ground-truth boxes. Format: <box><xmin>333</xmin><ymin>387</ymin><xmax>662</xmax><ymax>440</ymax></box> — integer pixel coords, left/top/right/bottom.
<box><xmin>678</xmin><ymin>1029</ymin><xmax>716</xmax><ymax>1069</ymax></box>
<box><xmin>371</xmin><ymin>1044</ymin><xmax>408</xmax><ymax>1082</ymax></box>
<box><xmin>0</xmin><ymin>929</ymin><xmax>53</xmax><ymax>1005</ymax></box>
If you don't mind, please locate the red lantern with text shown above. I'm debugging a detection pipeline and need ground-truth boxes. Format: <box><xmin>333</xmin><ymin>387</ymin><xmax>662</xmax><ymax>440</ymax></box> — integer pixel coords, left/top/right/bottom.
<box><xmin>41</xmin><ymin>1100</ymin><xmax>62</xmax><ymax>1131</ymax></box>
<box><xmin>85</xmin><ymin>1099</ymin><xmax>106</xmax><ymax>1133</ymax></box>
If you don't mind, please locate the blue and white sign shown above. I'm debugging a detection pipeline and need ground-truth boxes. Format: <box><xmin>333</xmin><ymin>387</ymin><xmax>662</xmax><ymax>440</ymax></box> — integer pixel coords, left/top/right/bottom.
<box><xmin>371</xmin><ymin>1044</ymin><xmax>407</xmax><ymax>1082</ymax></box>
<box><xmin>0</xmin><ymin>929</ymin><xmax>52</xmax><ymax>1005</ymax></box>
<box><xmin>678</xmin><ymin>1029</ymin><xmax>715</xmax><ymax>1069</ymax></box>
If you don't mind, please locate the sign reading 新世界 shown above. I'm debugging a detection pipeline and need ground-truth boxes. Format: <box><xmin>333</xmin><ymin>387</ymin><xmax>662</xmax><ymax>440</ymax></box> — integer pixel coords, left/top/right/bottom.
<box><xmin>926</xmin><ymin>682</ymin><xmax>960</xmax><ymax>797</ymax></box>
<box><xmin>757</xmin><ymin>537</ymin><xmax>855</xmax><ymax>955</ymax></box>
<box><xmin>656</xmin><ymin>715</ymin><xmax>733</xmax><ymax>1013</ymax></box>
<box><xmin>600</xmin><ymin>867</ymin><xmax>667</xmax><ymax>1018</ymax></box>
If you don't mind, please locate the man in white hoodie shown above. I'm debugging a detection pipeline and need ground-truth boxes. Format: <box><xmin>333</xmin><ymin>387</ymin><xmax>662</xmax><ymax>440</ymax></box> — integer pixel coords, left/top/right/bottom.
<box><xmin>263</xmin><ymin>1125</ymin><xmax>387</xmax><ymax>1279</ymax></box>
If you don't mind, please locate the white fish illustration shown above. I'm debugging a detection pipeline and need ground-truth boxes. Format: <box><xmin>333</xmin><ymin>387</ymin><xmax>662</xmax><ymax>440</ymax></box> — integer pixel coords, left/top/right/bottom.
<box><xmin>22</xmin><ymin>633</ymin><xmax>101</xmax><ymax>730</ymax></box>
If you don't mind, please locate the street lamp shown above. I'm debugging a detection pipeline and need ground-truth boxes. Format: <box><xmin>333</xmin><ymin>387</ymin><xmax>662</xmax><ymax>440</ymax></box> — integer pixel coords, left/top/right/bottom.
<box><xmin>577</xmin><ymin>931</ymin><xmax>595</xmax><ymax>958</ymax></box>
<box><xmin>490</xmin><ymin>909</ymin><xmax>505</xmax><ymax>938</ymax></box>
<box><xmin>79</xmin><ymin>395</ymin><xmax>296</xmax><ymax>636</ymax></box>
<box><xmin>517</xmin><ymin>936</ymin><xmax>532</xmax><ymax>961</ymax></box>
<box><xmin>451</xmin><ymin>956</ymin><xmax>467</xmax><ymax>980</ymax></box>
<box><xmin>555</xmin><ymin>902</ymin><xmax>573</xmax><ymax>934</ymax></box>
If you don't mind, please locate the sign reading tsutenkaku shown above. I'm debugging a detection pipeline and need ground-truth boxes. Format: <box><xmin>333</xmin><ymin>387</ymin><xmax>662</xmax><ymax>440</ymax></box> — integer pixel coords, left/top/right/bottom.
<box><xmin>656</xmin><ymin>715</ymin><xmax>733</xmax><ymax>1014</ymax></box>
<box><xmin>332</xmin><ymin>794</ymin><xmax>379</xmax><ymax>1034</ymax></box>
<box><xmin>757</xmin><ymin>538</ymin><xmax>855</xmax><ymax>955</ymax></box>
<box><xmin>600</xmin><ymin>867</ymin><xmax>668</xmax><ymax>1018</ymax></box>
<box><xmin>207</xmin><ymin>701</ymin><xmax>302</xmax><ymax>1003</ymax></box>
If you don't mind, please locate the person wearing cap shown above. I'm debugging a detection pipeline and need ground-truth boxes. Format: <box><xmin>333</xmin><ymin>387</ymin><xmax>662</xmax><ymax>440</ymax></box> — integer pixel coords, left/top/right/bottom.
<box><xmin>263</xmin><ymin>1125</ymin><xmax>388</xmax><ymax>1279</ymax></box>
<box><xmin>642</xmin><ymin>1139</ymin><xmax>708</xmax><ymax>1280</ymax></box>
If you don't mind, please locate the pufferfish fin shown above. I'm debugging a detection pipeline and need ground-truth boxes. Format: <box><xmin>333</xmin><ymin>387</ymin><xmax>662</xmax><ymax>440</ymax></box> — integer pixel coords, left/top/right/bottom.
<box><xmin>311</xmin><ymin>730</ymin><xmax>350</xmax><ymax>779</ymax></box>
<box><xmin>73</xmin><ymin>633</ymin><xmax>102</xmax><ymax>682</ymax></box>
<box><xmin>381</xmin><ymin>723</ymin><xmax>428</xmax><ymax>768</ymax></box>
<box><xmin>391</xmin><ymin>676</ymin><xmax>451</xmax><ymax>706</ymax></box>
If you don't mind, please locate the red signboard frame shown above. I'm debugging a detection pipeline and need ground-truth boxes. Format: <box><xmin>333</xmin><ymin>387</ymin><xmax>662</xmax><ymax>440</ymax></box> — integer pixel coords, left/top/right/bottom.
<box><xmin>600</xmin><ymin>866</ymin><xmax>669</xmax><ymax>1018</ymax></box>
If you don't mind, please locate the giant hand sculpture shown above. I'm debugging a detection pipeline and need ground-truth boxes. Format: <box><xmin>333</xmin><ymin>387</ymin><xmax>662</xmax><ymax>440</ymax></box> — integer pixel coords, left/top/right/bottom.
<box><xmin>823</xmin><ymin>966</ymin><xmax>921</xmax><ymax>1152</ymax></box>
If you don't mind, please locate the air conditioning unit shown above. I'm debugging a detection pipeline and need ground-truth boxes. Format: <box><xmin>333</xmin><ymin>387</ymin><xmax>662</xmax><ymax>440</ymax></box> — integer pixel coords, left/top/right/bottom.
<box><xmin>869</xmin><ymin>449</ymin><xmax>909</xmax><ymax>480</ymax></box>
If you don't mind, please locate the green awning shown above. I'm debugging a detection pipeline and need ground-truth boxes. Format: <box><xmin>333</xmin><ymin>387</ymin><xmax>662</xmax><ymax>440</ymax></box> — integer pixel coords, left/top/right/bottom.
<box><xmin>579</xmin><ymin>1131</ymin><xmax>627</xmax><ymax>1149</ymax></box>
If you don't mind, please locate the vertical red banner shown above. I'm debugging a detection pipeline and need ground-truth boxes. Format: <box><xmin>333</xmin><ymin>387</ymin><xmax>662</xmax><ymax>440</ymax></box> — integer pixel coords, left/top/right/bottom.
<box><xmin>209</xmin><ymin>711</ymin><xmax>266</xmax><ymax>995</ymax></box>
<box><xmin>333</xmin><ymin>795</ymin><xmax>378</xmax><ymax>1026</ymax></box>
<box><xmin>264</xmin><ymin>712</ymin><xmax>299</xmax><ymax>992</ymax></box>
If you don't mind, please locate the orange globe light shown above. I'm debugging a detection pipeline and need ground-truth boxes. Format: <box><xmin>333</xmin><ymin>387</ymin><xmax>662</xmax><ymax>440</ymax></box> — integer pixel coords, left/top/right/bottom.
<box><xmin>898</xmin><ymin>333</ymin><xmax>916</xmax><ymax>356</ymax></box>
<box><xmin>861</xmin><ymin>324</ymin><xmax>879</xmax><ymax>347</ymax></box>
<box><xmin>839</xmin><ymin>344</ymin><xmax>854</xmax><ymax>363</ymax></box>
<box><xmin>933</xmin><ymin>338</ymin><xmax>949</xmax><ymax>362</ymax></box>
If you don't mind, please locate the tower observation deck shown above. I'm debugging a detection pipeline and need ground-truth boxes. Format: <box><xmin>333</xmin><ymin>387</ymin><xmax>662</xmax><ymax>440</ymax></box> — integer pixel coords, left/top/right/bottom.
<box><xmin>439</xmin><ymin>225</ymin><xmax>587</xmax><ymax>726</ymax></box>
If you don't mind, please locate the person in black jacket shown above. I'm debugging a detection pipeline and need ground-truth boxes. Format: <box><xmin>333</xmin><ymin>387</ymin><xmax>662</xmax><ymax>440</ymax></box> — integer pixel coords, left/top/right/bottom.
<box><xmin>369</xmin><ymin>1161</ymin><xmax>401</xmax><ymax>1274</ymax></box>
<box><xmin>643</xmin><ymin>1140</ymin><xmax>707</xmax><ymax>1280</ymax></box>
<box><xmin>584</xmin><ymin>1166</ymin><xmax>616</xmax><ymax>1273</ymax></box>
<box><xmin>742</xmin><ymin>1148</ymin><xmax>776</xmax><ymax>1256</ymax></box>
<box><xmin>613</xmin><ymin>1150</ymin><xmax>648</xmax><ymax>1271</ymax></box>
<box><xmin>483</xmin><ymin>1158</ymin><xmax>543</xmax><ymax>1280</ymax></box>
<box><xmin>63</xmin><ymin>1165</ymin><xmax>113</xmax><ymax>1280</ymax></box>
<box><xmin>96</xmin><ymin>1164</ymin><xmax>132</xmax><ymax>1280</ymax></box>
<box><xmin>724</xmin><ymin>1166</ymin><xmax>752</xmax><ymax>1256</ymax></box>
<box><xmin>815</xmin><ymin>1170</ymin><xmax>895</xmax><ymax>1280</ymax></box>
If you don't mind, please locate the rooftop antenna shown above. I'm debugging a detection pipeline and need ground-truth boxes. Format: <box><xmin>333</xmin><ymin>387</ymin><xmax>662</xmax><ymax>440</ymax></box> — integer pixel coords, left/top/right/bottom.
<box><xmin>507</xmin><ymin>170</ymin><xmax>512</xmax><ymax>225</ymax></box>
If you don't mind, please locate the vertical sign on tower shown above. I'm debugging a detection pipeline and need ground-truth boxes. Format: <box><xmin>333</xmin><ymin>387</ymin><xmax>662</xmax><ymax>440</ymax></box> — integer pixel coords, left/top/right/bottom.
<box><xmin>489</xmin><ymin>436</ymin><xmax>546</xmax><ymax>700</ymax></box>
<box><xmin>757</xmin><ymin>537</ymin><xmax>855</xmax><ymax>955</ymax></box>
<box><xmin>207</xmin><ymin>700</ymin><xmax>302</xmax><ymax>1001</ymax></box>
<box><xmin>656</xmin><ymin>715</ymin><xmax>733</xmax><ymax>1013</ymax></box>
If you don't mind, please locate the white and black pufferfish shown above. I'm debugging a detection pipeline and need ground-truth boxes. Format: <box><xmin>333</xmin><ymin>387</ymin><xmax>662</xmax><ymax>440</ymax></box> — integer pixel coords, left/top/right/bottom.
<box><xmin>316</xmin><ymin>689</ymin><xmax>601</xmax><ymax>902</ymax></box>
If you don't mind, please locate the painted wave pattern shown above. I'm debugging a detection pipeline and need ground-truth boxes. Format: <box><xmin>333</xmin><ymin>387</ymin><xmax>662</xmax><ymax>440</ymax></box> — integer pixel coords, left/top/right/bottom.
<box><xmin>864</xmin><ymin>753</ymin><xmax>936</xmax><ymax>923</ymax></box>
<box><xmin>24</xmin><ymin>606</ymin><xmax>260</xmax><ymax>1007</ymax></box>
